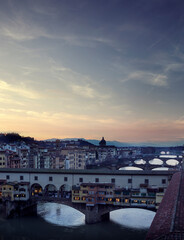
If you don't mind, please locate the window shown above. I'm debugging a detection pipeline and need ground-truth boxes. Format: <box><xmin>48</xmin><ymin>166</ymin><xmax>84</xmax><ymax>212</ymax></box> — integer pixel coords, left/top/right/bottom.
<box><xmin>64</xmin><ymin>177</ymin><xmax>68</xmax><ymax>182</ymax></box>
<box><xmin>162</xmin><ymin>179</ymin><xmax>166</xmax><ymax>184</ymax></box>
<box><xmin>19</xmin><ymin>188</ymin><xmax>26</xmax><ymax>192</ymax></box>
<box><xmin>128</xmin><ymin>178</ymin><xmax>132</xmax><ymax>184</ymax></box>
<box><xmin>34</xmin><ymin>176</ymin><xmax>38</xmax><ymax>181</ymax></box>
<box><xmin>95</xmin><ymin>178</ymin><xmax>99</xmax><ymax>183</ymax></box>
<box><xmin>145</xmin><ymin>179</ymin><xmax>149</xmax><ymax>184</ymax></box>
<box><xmin>6</xmin><ymin>175</ymin><xmax>10</xmax><ymax>180</ymax></box>
<box><xmin>20</xmin><ymin>176</ymin><xmax>24</xmax><ymax>181</ymax></box>
<box><xmin>111</xmin><ymin>178</ymin><xmax>115</xmax><ymax>183</ymax></box>
<box><xmin>74</xmin><ymin>197</ymin><xmax>80</xmax><ymax>200</ymax></box>
<box><xmin>89</xmin><ymin>191</ymin><xmax>94</xmax><ymax>194</ymax></box>
<box><xmin>124</xmin><ymin>198</ymin><xmax>129</xmax><ymax>203</ymax></box>
<box><xmin>49</xmin><ymin>176</ymin><xmax>53</xmax><ymax>181</ymax></box>
<box><xmin>79</xmin><ymin>178</ymin><xmax>83</xmax><ymax>183</ymax></box>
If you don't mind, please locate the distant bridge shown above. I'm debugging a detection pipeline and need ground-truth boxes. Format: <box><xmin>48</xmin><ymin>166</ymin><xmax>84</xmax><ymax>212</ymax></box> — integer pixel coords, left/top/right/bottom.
<box><xmin>108</xmin><ymin>154</ymin><xmax>183</xmax><ymax>170</ymax></box>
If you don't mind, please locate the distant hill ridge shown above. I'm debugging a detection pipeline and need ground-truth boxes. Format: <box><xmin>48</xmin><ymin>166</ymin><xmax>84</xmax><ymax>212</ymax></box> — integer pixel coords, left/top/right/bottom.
<box><xmin>45</xmin><ymin>138</ymin><xmax>184</xmax><ymax>147</ymax></box>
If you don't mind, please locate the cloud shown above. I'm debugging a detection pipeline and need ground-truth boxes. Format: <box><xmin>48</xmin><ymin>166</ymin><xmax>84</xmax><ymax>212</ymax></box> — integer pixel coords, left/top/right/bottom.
<box><xmin>51</xmin><ymin>63</ymin><xmax>110</xmax><ymax>100</ymax></box>
<box><xmin>71</xmin><ymin>84</ymin><xmax>95</xmax><ymax>98</ymax></box>
<box><xmin>124</xmin><ymin>71</ymin><xmax>168</xmax><ymax>87</ymax></box>
<box><xmin>165</xmin><ymin>63</ymin><xmax>184</xmax><ymax>73</ymax></box>
<box><xmin>0</xmin><ymin>18</ymin><xmax>50</xmax><ymax>41</ymax></box>
<box><xmin>0</xmin><ymin>80</ymin><xmax>40</xmax><ymax>99</ymax></box>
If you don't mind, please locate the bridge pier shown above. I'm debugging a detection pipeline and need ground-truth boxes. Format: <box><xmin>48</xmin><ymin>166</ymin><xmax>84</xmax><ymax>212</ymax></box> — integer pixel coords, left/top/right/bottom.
<box><xmin>85</xmin><ymin>205</ymin><xmax>110</xmax><ymax>224</ymax></box>
<box><xmin>2</xmin><ymin>200</ymin><xmax>37</xmax><ymax>218</ymax></box>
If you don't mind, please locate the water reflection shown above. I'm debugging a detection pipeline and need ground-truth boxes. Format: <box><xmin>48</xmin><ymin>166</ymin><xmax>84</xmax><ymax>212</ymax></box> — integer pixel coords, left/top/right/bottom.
<box><xmin>37</xmin><ymin>203</ymin><xmax>85</xmax><ymax>227</ymax></box>
<box><xmin>0</xmin><ymin>203</ymin><xmax>150</xmax><ymax>240</ymax></box>
<box><xmin>110</xmin><ymin>208</ymin><xmax>155</xmax><ymax>229</ymax></box>
<box><xmin>119</xmin><ymin>166</ymin><xmax>143</xmax><ymax>170</ymax></box>
<box><xmin>152</xmin><ymin>167</ymin><xmax>169</xmax><ymax>171</ymax></box>
<box><xmin>37</xmin><ymin>203</ymin><xmax>155</xmax><ymax>230</ymax></box>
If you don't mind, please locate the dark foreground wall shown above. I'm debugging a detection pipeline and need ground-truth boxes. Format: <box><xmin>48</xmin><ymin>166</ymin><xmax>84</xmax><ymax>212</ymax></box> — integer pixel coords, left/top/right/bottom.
<box><xmin>146</xmin><ymin>172</ymin><xmax>181</xmax><ymax>239</ymax></box>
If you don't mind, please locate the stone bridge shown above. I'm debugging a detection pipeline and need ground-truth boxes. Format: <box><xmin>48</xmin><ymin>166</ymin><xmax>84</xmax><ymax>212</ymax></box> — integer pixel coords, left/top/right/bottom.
<box><xmin>114</xmin><ymin>154</ymin><xmax>183</xmax><ymax>171</ymax></box>
<box><xmin>30</xmin><ymin>196</ymin><xmax>156</xmax><ymax>224</ymax></box>
<box><xmin>0</xmin><ymin>168</ymin><xmax>176</xmax><ymax>224</ymax></box>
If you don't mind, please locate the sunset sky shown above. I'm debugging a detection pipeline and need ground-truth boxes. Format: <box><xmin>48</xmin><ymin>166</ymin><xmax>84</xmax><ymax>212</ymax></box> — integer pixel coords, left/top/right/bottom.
<box><xmin>0</xmin><ymin>0</ymin><xmax>184</xmax><ymax>144</ymax></box>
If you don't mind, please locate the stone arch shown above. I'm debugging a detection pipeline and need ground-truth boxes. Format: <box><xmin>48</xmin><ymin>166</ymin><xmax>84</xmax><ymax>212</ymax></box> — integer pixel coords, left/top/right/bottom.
<box><xmin>59</xmin><ymin>184</ymin><xmax>72</xmax><ymax>199</ymax></box>
<box><xmin>97</xmin><ymin>205</ymin><xmax>156</xmax><ymax>220</ymax></box>
<box><xmin>149</xmin><ymin>158</ymin><xmax>163</xmax><ymax>165</ymax></box>
<box><xmin>166</xmin><ymin>159</ymin><xmax>179</xmax><ymax>166</ymax></box>
<box><xmin>31</xmin><ymin>183</ymin><xmax>43</xmax><ymax>197</ymax></box>
<box><xmin>44</xmin><ymin>184</ymin><xmax>57</xmax><ymax>197</ymax></box>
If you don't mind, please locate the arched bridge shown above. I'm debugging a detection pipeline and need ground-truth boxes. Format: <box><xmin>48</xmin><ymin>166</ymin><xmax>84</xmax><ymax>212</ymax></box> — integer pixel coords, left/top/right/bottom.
<box><xmin>30</xmin><ymin>195</ymin><xmax>156</xmax><ymax>224</ymax></box>
<box><xmin>115</xmin><ymin>154</ymin><xmax>183</xmax><ymax>171</ymax></box>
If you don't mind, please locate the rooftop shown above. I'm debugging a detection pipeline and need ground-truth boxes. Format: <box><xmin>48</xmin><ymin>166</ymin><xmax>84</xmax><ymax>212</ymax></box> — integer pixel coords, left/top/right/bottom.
<box><xmin>0</xmin><ymin>168</ymin><xmax>176</xmax><ymax>176</ymax></box>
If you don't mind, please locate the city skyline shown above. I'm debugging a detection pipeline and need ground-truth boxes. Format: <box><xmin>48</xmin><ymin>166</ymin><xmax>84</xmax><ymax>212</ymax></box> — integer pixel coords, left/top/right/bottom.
<box><xmin>0</xmin><ymin>0</ymin><xmax>184</xmax><ymax>143</ymax></box>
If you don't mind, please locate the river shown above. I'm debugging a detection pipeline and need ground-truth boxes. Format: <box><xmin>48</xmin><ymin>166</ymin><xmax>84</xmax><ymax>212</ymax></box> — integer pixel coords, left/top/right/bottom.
<box><xmin>0</xmin><ymin>202</ymin><xmax>155</xmax><ymax>240</ymax></box>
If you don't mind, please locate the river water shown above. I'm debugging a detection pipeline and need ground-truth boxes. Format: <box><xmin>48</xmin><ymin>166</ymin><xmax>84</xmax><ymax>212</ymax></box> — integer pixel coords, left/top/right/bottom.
<box><xmin>0</xmin><ymin>202</ymin><xmax>155</xmax><ymax>240</ymax></box>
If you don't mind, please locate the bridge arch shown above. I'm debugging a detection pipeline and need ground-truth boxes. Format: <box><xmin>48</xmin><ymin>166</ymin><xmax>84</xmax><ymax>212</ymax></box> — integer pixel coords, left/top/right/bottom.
<box><xmin>110</xmin><ymin>208</ymin><xmax>155</xmax><ymax>228</ymax></box>
<box><xmin>97</xmin><ymin>205</ymin><xmax>156</xmax><ymax>218</ymax></box>
<box><xmin>166</xmin><ymin>159</ymin><xmax>179</xmax><ymax>166</ymax></box>
<box><xmin>149</xmin><ymin>158</ymin><xmax>163</xmax><ymax>165</ymax></box>
<box><xmin>37</xmin><ymin>202</ymin><xmax>86</xmax><ymax>226</ymax></box>
<box><xmin>134</xmin><ymin>159</ymin><xmax>146</xmax><ymax>165</ymax></box>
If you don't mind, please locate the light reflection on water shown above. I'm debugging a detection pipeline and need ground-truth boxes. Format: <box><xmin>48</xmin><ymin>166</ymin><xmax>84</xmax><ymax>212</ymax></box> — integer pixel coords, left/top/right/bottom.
<box><xmin>152</xmin><ymin>167</ymin><xmax>169</xmax><ymax>170</ymax></box>
<box><xmin>37</xmin><ymin>202</ymin><xmax>155</xmax><ymax>229</ymax></box>
<box><xmin>110</xmin><ymin>208</ymin><xmax>155</xmax><ymax>229</ymax></box>
<box><xmin>37</xmin><ymin>203</ymin><xmax>85</xmax><ymax>227</ymax></box>
<box><xmin>0</xmin><ymin>202</ymin><xmax>151</xmax><ymax>240</ymax></box>
<box><xmin>119</xmin><ymin>166</ymin><xmax>143</xmax><ymax>170</ymax></box>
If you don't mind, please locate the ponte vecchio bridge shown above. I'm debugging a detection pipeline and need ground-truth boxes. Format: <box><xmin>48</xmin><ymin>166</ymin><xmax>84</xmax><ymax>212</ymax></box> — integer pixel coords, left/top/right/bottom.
<box><xmin>0</xmin><ymin>168</ymin><xmax>174</xmax><ymax>223</ymax></box>
<box><xmin>1</xmin><ymin>167</ymin><xmax>184</xmax><ymax>236</ymax></box>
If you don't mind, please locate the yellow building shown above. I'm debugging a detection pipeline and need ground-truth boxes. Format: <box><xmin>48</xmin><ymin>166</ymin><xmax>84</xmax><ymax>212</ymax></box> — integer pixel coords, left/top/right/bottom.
<box><xmin>72</xmin><ymin>183</ymin><xmax>115</xmax><ymax>205</ymax></box>
<box><xmin>1</xmin><ymin>183</ymin><xmax>17</xmax><ymax>201</ymax></box>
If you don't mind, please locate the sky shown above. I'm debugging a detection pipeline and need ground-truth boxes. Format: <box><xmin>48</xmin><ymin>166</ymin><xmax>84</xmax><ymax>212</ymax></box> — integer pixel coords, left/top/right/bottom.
<box><xmin>0</xmin><ymin>0</ymin><xmax>184</xmax><ymax>144</ymax></box>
